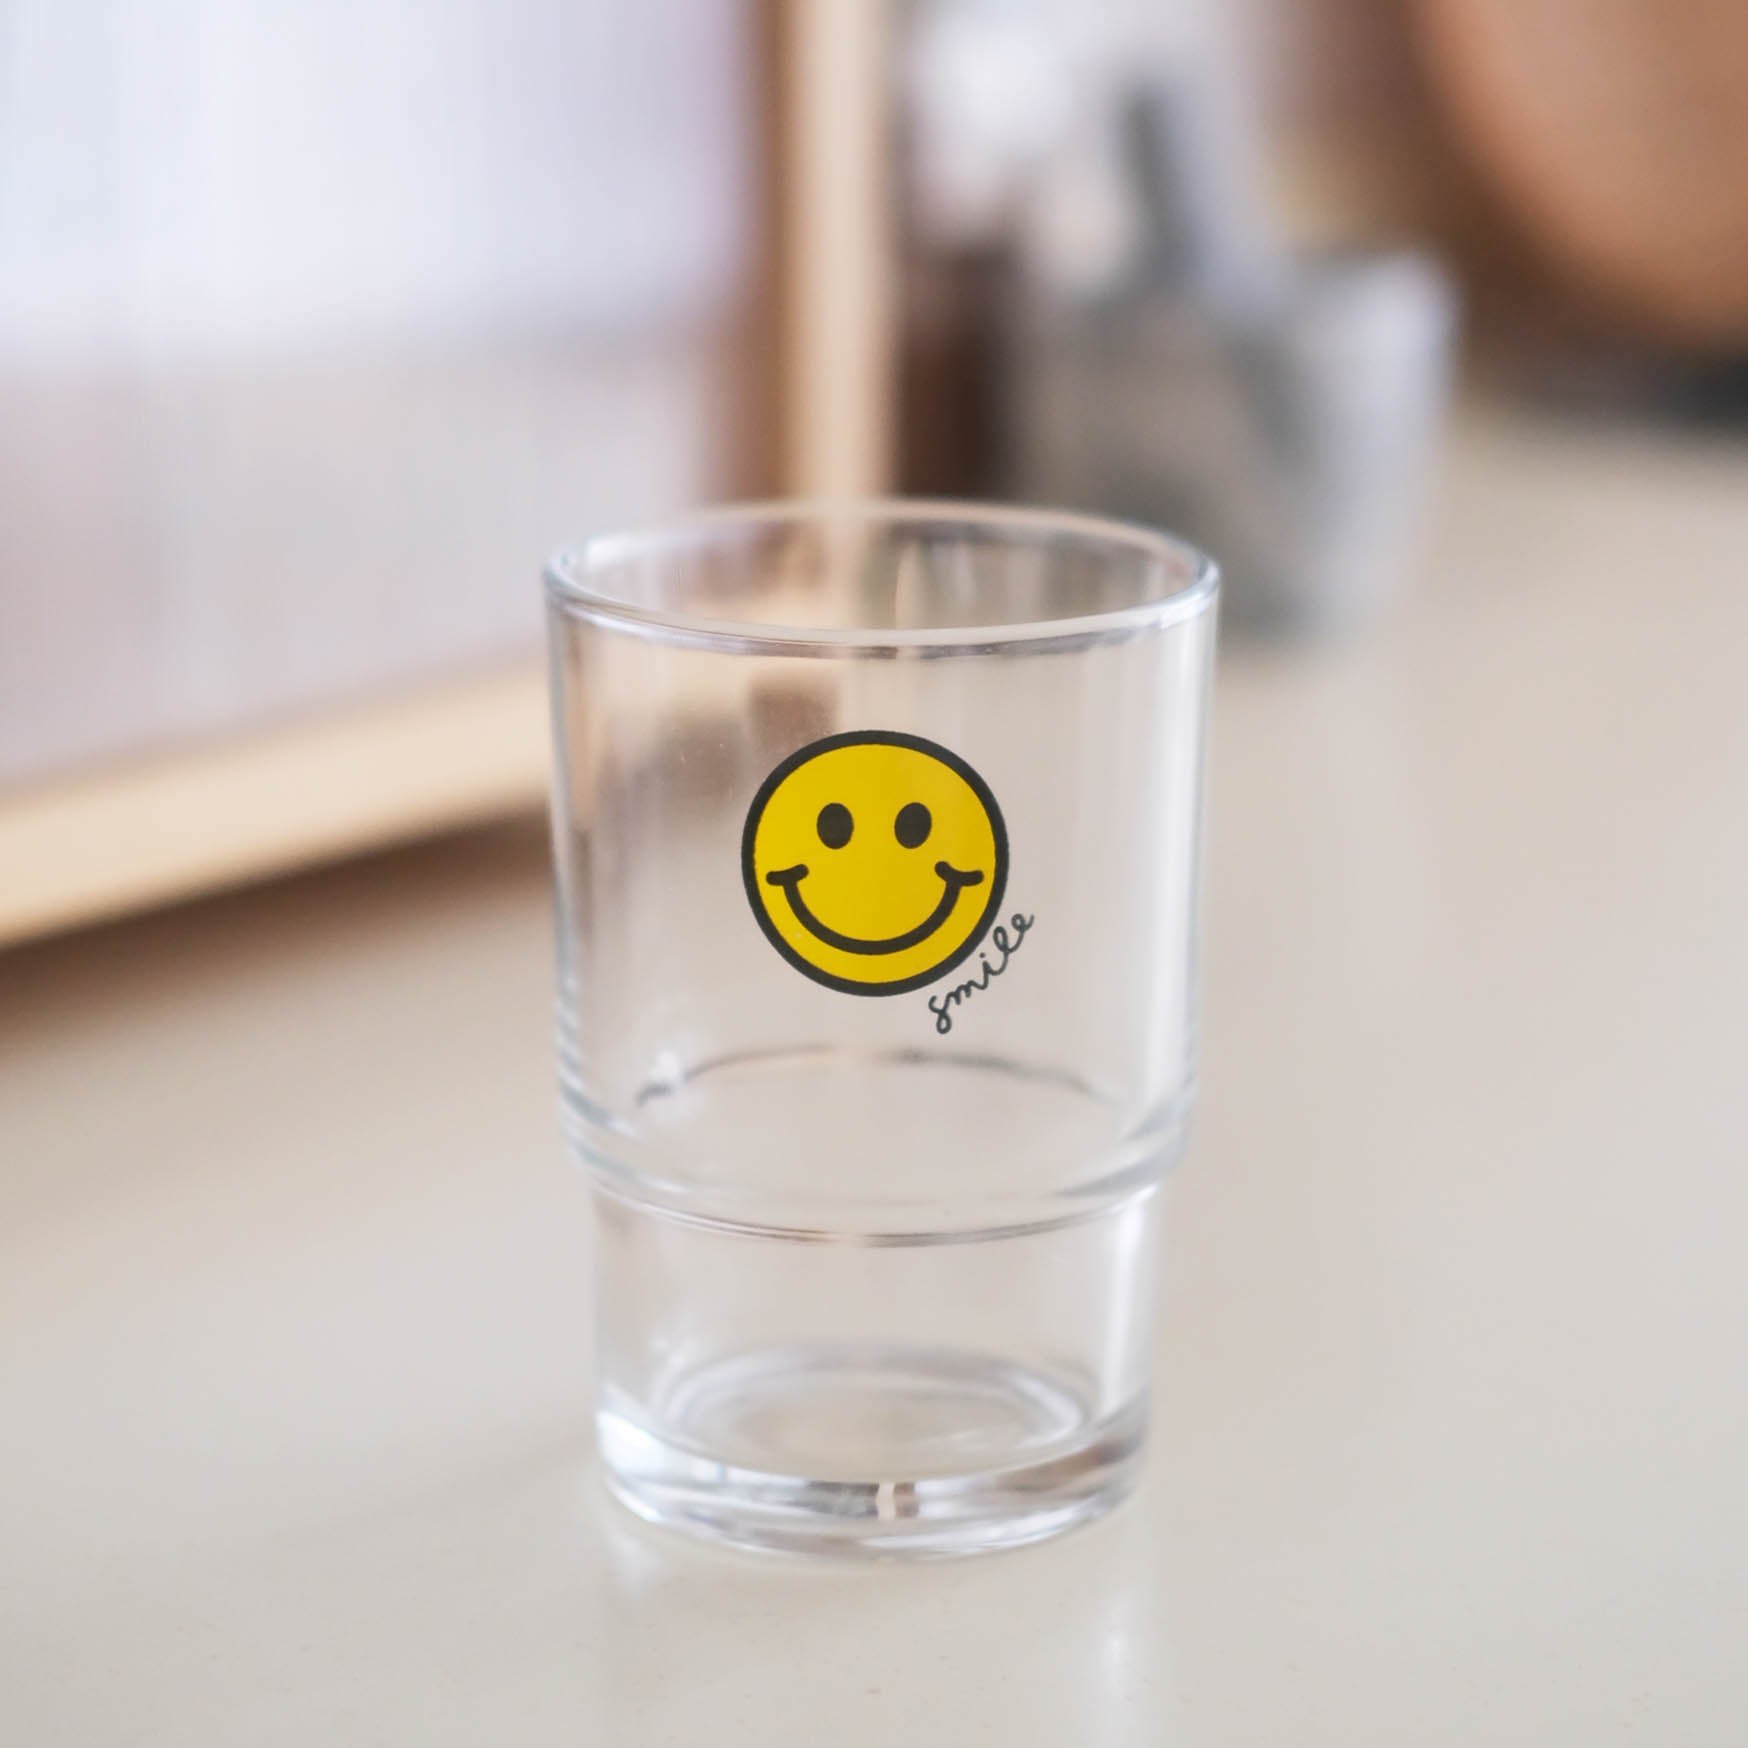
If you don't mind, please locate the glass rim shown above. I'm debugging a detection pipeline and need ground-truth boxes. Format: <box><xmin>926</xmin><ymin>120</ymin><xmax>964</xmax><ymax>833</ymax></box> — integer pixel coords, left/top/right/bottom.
<box><xmin>544</xmin><ymin>498</ymin><xmax>1219</xmax><ymax>655</ymax></box>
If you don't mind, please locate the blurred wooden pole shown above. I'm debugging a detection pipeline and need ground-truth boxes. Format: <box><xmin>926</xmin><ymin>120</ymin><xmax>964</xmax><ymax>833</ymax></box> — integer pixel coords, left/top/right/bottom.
<box><xmin>776</xmin><ymin>0</ymin><xmax>895</xmax><ymax>497</ymax></box>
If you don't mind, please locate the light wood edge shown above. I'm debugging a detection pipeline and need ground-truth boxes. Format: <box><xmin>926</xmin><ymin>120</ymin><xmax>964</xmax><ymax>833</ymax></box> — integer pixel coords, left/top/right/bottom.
<box><xmin>0</xmin><ymin>662</ymin><xmax>549</xmax><ymax>948</ymax></box>
<box><xmin>777</xmin><ymin>0</ymin><xmax>896</xmax><ymax>497</ymax></box>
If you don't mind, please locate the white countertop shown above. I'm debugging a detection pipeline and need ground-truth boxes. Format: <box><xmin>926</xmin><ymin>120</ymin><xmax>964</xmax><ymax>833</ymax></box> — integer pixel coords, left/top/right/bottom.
<box><xmin>4</xmin><ymin>410</ymin><xmax>1747</xmax><ymax>1743</ymax></box>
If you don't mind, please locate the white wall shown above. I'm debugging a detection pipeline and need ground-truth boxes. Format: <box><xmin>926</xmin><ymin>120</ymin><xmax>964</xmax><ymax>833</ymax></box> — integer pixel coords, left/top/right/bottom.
<box><xmin>0</xmin><ymin>0</ymin><xmax>751</xmax><ymax>363</ymax></box>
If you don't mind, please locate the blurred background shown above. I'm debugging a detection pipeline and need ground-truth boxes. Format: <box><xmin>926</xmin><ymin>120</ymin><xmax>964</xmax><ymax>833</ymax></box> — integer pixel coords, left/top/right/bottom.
<box><xmin>6</xmin><ymin>7</ymin><xmax>1748</xmax><ymax>1740</ymax></box>
<box><xmin>2</xmin><ymin>0</ymin><xmax>1744</xmax><ymax>940</ymax></box>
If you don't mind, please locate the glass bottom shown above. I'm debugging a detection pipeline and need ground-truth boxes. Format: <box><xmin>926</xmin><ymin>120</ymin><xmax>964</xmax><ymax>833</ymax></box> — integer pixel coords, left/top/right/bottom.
<box><xmin>598</xmin><ymin>1345</ymin><xmax>1146</xmax><ymax>1559</ymax></box>
<box><xmin>580</xmin><ymin>1046</ymin><xmax>1172</xmax><ymax>1559</ymax></box>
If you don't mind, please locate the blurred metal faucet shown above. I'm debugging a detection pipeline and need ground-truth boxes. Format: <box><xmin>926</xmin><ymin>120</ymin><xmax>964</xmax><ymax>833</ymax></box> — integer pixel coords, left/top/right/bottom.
<box><xmin>1005</xmin><ymin>81</ymin><xmax>1458</xmax><ymax>632</ymax></box>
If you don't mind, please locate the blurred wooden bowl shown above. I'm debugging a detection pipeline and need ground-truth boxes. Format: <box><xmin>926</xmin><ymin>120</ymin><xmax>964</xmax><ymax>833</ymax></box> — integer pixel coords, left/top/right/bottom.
<box><xmin>1414</xmin><ymin>0</ymin><xmax>1748</xmax><ymax>343</ymax></box>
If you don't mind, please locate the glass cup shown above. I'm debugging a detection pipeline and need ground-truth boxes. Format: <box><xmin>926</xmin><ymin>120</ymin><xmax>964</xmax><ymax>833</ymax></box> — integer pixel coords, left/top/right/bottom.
<box><xmin>545</xmin><ymin>503</ymin><xmax>1217</xmax><ymax>1557</ymax></box>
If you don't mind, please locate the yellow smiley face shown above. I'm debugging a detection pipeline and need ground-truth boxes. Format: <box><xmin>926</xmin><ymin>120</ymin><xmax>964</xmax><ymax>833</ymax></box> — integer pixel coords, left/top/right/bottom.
<box><xmin>742</xmin><ymin>732</ymin><xmax>1008</xmax><ymax>995</ymax></box>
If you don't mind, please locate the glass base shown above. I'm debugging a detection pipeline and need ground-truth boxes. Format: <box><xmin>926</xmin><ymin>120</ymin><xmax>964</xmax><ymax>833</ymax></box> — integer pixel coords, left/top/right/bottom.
<box><xmin>598</xmin><ymin>1345</ymin><xmax>1146</xmax><ymax>1559</ymax></box>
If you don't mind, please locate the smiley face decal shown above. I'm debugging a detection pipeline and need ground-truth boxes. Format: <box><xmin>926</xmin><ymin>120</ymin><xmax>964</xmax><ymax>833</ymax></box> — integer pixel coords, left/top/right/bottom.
<box><xmin>742</xmin><ymin>731</ymin><xmax>1008</xmax><ymax>995</ymax></box>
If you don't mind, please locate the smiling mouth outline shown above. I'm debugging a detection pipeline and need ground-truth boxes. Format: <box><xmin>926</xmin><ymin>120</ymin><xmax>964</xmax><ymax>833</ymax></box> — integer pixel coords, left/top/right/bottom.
<box><xmin>763</xmin><ymin>860</ymin><xmax>986</xmax><ymax>955</ymax></box>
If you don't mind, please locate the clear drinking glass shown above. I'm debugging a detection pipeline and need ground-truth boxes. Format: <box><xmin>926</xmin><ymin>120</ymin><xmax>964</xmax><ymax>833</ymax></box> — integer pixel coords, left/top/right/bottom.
<box><xmin>545</xmin><ymin>503</ymin><xmax>1217</xmax><ymax>1557</ymax></box>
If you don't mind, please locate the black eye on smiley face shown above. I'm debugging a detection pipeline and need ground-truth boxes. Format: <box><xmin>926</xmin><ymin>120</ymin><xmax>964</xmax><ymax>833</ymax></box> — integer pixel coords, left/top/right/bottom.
<box><xmin>816</xmin><ymin>802</ymin><xmax>853</xmax><ymax>848</ymax></box>
<box><xmin>816</xmin><ymin>801</ymin><xmax>933</xmax><ymax>851</ymax></box>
